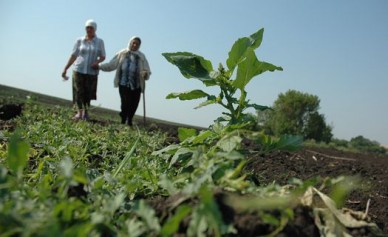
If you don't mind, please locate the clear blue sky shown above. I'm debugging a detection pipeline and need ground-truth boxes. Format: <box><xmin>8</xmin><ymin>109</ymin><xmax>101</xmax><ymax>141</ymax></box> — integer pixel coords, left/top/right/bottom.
<box><xmin>1</xmin><ymin>0</ymin><xmax>387</xmax><ymax>145</ymax></box>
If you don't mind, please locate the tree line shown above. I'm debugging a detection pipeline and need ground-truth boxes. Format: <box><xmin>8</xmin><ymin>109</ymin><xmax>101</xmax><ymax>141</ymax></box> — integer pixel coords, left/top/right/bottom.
<box><xmin>256</xmin><ymin>89</ymin><xmax>386</xmax><ymax>155</ymax></box>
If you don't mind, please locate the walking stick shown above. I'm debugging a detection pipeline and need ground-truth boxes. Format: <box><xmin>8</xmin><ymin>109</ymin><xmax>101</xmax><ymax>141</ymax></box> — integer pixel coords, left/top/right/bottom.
<box><xmin>143</xmin><ymin>87</ymin><xmax>146</xmax><ymax>126</ymax></box>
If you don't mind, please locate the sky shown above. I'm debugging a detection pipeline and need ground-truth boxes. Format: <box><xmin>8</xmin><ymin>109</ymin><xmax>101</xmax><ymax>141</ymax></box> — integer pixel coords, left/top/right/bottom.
<box><xmin>1</xmin><ymin>0</ymin><xmax>387</xmax><ymax>145</ymax></box>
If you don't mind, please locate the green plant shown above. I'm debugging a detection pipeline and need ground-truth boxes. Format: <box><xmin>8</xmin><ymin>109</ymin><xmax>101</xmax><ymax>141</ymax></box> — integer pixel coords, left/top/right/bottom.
<box><xmin>162</xmin><ymin>28</ymin><xmax>283</xmax><ymax>126</ymax></box>
<box><xmin>0</xmin><ymin>95</ymin><xmax>384</xmax><ymax>236</ymax></box>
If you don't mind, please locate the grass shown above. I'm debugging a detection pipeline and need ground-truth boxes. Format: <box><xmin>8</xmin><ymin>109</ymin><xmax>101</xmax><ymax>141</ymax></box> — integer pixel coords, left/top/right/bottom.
<box><xmin>0</xmin><ymin>84</ymin><xmax>204</xmax><ymax>129</ymax></box>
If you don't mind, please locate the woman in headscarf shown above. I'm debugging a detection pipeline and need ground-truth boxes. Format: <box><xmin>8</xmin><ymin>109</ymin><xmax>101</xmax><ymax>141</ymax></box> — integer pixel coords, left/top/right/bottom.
<box><xmin>62</xmin><ymin>19</ymin><xmax>106</xmax><ymax>120</ymax></box>
<box><xmin>94</xmin><ymin>36</ymin><xmax>151</xmax><ymax>126</ymax></box>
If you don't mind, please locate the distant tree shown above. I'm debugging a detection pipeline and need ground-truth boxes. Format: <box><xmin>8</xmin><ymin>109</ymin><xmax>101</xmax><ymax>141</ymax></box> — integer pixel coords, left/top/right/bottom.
<box><xmin>264</xmin><ymin>90</ymin><xmax>333</xmax><ymax>142</ymax></box>
<box><xmin>350</xmin><ymin>135</ymin><xmax>387</xmax><ymax>154</ymax></box>
<box><xmin>330</xmin><ymin>138</ymin><xmax>349</xmax><ymax>148</ymax></box>
<box><xmin>304</xmin><ymin>112</ymin><xmax>333</xmax><ymax>143</ymax></box>
<box><xmin>256</xmin><ymin>108</ymin><xmax>272</xmax><ymax>131</ymax></box>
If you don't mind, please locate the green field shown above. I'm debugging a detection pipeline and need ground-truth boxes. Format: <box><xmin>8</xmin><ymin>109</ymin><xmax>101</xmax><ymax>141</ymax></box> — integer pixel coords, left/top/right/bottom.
<box><xmin>0</xmin><ymin>84</ymin><xmax>384</xmax><ymax>236</ymax></box>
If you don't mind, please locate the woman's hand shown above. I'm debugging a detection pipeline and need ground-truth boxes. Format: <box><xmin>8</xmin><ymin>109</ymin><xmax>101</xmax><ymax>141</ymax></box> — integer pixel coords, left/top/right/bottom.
<box><xmin>61</xmin><ymin>70</ymin><xmax>69</xmax><ymax>80</ymax></box>
<box><xmin>140</xmin><ymin>71</ymin><xmax>149</xmax><ymax>80</ymax></box>
<box><xmin>91</xmin><ymin>62</ymin><xmax>99</xmax><ymax>70</ymax></box>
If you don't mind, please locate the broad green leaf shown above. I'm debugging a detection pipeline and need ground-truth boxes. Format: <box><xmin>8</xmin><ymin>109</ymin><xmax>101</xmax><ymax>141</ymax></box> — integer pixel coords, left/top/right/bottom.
<box><xmin>73</xmin><ymin>171</ymin><xmax>88</xmax><ymax>184</ymax></box>
<box><xmin>216</xmin><ymin>135</ymin><xmax>242</xmax><ymax>153</ymax></box>
<box><xmin>214</xmin><ymin>150</ymin><xmax>244</xmax><ymax>161</ymax></box>
<box><xmin>225</xmin><ymin>194</ymin><xmax>294</xmax><ymax>211</ymax></box>
<box><xmin>134</xmin><ymin>200</ymin><xmax>161</xmax><ymax>232</ymax></box>
<box><xmin>178</xmin><ymin>127</ymin><xmax>197</xmax><ymax>142</ymax></box>
<box><xmin>194</xmin><ymin>99</ymin><xmax>218</xmax><ymax>109</ymax></box>
<box><xmin>187</xmin><ymin>209</ymin><xmax>208</xmax><ymax>237</ymax></box>
<box><xmin>214</xmin><ymin>115</ymin><xmax>231</xmax><ymax>124</ymax></box>
<box><xmin>62</xmin><ymin>223</ymin><xmax>94</xmax><ymax>237</ymax></box>
<box><xmin>161</xmin><ymin>205</ymin><xmax>192</xmax><ymax>237</ymax></box>
<box><xmin>275</xmin><ymin>135</ymin><xmax>303</xmax><ymax>152</ymax></box>
<box><xmin>257</xmin><ymin>134</ymin><xmax>302</xmax><ymax>154</ymax></box>
<box><xmin>158</xmin><ymin>174</ymin><xmax>177</xmax><ymax>195</ymax></box>
<box><xmin>7</xmin><ymin>130</ymin><xmax>30</xmax><ymax>175</ymax></box>
<box><xmin>191</xmin><ymin>130</ymin><xmax>215</xmax><ymax>144</ymax></box>
<box><xmin>59</xmin><ymin>157</ymin><xmax>74</xmax><ymax>178</ymax></box>
<box><xmin>261</xmin><ymin>213</ymin><xmax>280</xmax><ymax>225</ymax></box>
<box><xmin>106</xmin><ymin>193</ymin><xmax>125</xmax><ymax>215</ymax></box>
<box><xmin>228</xmin><ymin>122</ymin><xmax>251</xmax><ymax>130</ymax></box>
<box><xmin>126</xmin><ymin>218</ymin><xmax>147</xmax><ymax>237</ymax></box>
<box><xmin>226</xmin><ymin>37</ymin><xmax>250</xmax><ymax>71</ymax></box>
<box><xmin>194</xmin><ymin>186</ymin><xmax>235</xmax><ymax>236</ymax></box>
<box><xmin>226</xmin><ymin>28</ymin><xmax>264</xmax><ymax>71</ymax></box>
<box><xmin>248</xmin><ymin>103</ymin><xmax>271</xmax><ymax>111</ymax></box>
<box><xmin>329</xmin><ymin>176</ymin><xmax>360</xmax><ymax>208</ymax></box>
<box><xmin>166</xmin><ymin>90</ymin><xmax>209</xmax><ymax>101</ymax></box>
<box><xmin>151</xmin><ymin>144</ymin><xmax>180</xmax><ymax>156</ymax></box>
<box><xmin>162</xmin><ymin>52</ymin><xmax>214</xmax><ymax>83</ymax></box>
<box><xmin>233</xmin><ymin>49</ymin><xmax>283</xmax><ymax>90</ymax></box>
<box><xmin>210</xmin><ymin>122</ymin><xmax>226</xmax><ymax>134</ymax></box>
<box><xmin>169</xmin><ymin>147</ymin><xmax>193</xmax><ymax>168</ymax></box>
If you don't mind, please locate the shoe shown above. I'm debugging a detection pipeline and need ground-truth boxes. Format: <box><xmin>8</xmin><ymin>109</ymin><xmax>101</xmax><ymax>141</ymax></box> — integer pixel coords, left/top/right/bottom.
<box><xmin>72</xmin><ymin>113</ymin><xmax>82</xmax><ymax>120</ymax></box>
<box><xmin>82</xmin><ymin>113</ymin><xmax>89</xmax><ymax>121</ymax></box>
<box><xmin>119</xmin><ymin>112</ymin><xmax>126</xmax><ymax>124</ymax></box>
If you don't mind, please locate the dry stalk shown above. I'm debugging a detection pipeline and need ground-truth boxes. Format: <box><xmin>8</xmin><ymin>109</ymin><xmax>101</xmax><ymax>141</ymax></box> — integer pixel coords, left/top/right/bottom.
<box><xmin>363</xmin><ymin>198</ymin><xmax>371</xmax><ymax>219</ymax></box>
<box><xmin>305</xmin><ymin>149</ymin><xmax>357</xmax><ymax>161</ymax></box>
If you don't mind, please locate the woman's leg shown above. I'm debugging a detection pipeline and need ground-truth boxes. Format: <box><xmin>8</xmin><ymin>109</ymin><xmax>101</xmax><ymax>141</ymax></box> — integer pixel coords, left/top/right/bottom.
<box><xmin>127</xmin><ymin>88</ymin><xmax>141</xmax><ymax>126</ymax></box>
<box><xmin>119</xmin><ymin>86</ymin><xmax>130</xmax><ymax>124</ymax></box>
<box><xmin>83</xmin><ymin>75</ymin><xmax>97</xmax><ymax>120</ymax></box>
<box><xmin>72</xmin><ymin>72</ymin><xmax>86</xmax><ymax>119</ymax></box>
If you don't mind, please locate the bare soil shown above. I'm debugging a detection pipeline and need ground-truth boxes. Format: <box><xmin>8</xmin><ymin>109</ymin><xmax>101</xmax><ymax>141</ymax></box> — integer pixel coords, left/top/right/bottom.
<box><xmin>245</xmin><ymin>147</ymin><xmax>387</xmax><ymax>236</ymax></box>
<box><xmin>1</xmin><ymin>104</ymin><xmax>387</xmax><ymax>236</ymax></box>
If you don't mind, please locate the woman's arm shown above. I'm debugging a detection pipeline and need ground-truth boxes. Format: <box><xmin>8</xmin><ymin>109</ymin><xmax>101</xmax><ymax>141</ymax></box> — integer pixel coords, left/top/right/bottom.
<box><xmin>97</xmin><ymin>49</ymin><xmax>126</xmax><ymax>72</ymax></box>
<box><xmin>62</xmin><ymin>55</ymin><xmax>77</xmax><ymax>78</ymax></box>
<box><xmin>98</xmin><ymin>55</ymin><xmax>118</xmax><ymax>72</ymax></box>
<box><xmin>91</xmin><ymin>55</ymin><xmax>106</xmax><ymax>69</ymax></box>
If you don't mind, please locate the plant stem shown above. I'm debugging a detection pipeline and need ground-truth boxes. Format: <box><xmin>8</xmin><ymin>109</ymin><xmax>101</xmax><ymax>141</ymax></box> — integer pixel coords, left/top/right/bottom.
<box><xmin>221</xmin><ymin>87</ymin><xmax>237</xmax><ymax>122</ymax></box>
<box><xmin>235</xmin><ymin>90</ymin><xmax>247</xmax><ymax>121</ymax></box>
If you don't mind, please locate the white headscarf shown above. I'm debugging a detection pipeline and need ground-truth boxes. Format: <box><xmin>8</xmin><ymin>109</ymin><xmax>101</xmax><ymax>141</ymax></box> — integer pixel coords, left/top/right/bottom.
<box><xmin>85</xmin><ymin>19</ymin><xmax>97</xmax><ymax>30</ymax></box>
<box><xmin>128</xmin><ymin>36</ymin><xmax>141</xmax><ymax>49</ymax></box>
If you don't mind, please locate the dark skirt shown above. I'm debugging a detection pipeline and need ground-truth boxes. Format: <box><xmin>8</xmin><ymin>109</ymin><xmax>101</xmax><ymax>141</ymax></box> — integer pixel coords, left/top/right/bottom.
<box><xmin>72</xmin><ymin>71</ymin><xmax>98</xmax><ymax>109</ymax></box>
